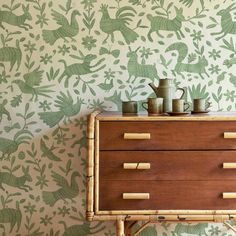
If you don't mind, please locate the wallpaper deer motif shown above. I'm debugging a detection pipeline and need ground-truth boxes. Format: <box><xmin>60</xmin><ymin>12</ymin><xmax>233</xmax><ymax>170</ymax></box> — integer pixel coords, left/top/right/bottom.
<box><xmin>0</xmin><ymin>0</ymin><xmax>236</xmax><ymax>235</ymax></box>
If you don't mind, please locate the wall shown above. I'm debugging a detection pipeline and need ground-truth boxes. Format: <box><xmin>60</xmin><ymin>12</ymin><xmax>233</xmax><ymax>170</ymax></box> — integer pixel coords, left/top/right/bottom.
<box><xmin>0</xmin><ymin>0</ymin><xmax>235</xmax><ymax>235</ymax></box>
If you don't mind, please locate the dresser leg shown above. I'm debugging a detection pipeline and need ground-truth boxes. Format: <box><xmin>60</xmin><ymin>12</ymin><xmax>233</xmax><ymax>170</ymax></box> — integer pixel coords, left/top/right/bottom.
<box><xmin>117</xmin><ymin>220</ymin><xmax>125</xmax><ymax>236</ymax></box>
<box><xmin>124</xmin><ymin>221</ymin><xmax>137</xmax><ymax>236</ymax></box>
<box><xmin>224</xmin><ymin>221</ymin><xmax>236</xmax><ymax>233</ymax></box>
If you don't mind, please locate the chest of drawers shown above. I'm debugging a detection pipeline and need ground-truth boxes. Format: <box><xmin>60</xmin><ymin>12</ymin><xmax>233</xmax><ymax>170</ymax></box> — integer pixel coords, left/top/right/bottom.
<box><xmin>86</xmin><ymin>111</ymin><xmax>236</xmax><ymax>235</ymax></box>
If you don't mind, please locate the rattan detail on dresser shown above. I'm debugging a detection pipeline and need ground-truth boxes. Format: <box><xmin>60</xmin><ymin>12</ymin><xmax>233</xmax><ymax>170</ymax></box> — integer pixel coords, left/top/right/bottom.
<box><xmin>87</xmin><ymin>111</ymin><xmax>236</xmax><ymax>236</ymax></box>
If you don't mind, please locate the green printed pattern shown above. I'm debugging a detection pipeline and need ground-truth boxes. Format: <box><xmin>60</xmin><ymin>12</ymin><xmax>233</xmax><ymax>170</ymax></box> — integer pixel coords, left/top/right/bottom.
<box><xmin>0</xmin><ymin>0</ymin><xmax>236</xmax><ymax>235</ymax></box>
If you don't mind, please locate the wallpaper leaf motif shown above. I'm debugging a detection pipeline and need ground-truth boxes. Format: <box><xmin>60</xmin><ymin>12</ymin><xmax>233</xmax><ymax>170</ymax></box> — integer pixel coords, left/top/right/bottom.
<box><xmin>0</xmin><ymin>0</ymin><xmax>236</xmax><ymax>235</ymax></box>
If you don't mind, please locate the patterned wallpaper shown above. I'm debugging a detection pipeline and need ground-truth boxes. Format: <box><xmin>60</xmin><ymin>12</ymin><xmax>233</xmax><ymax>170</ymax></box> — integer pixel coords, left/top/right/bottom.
<box><xmin>0</xmin><ymin>0</ymin><xmax>236</xmax><ymax>235</ymax></box>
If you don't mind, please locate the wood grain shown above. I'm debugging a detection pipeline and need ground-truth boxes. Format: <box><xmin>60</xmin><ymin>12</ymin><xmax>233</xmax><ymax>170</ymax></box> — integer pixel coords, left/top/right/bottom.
<box><xmin>224</xmin><ymin>132</ymin><xmax>236</xmax><ymax>139</ymax></box>
<box><xmin>123</xmin><ymin>162</ymin><xmax>151</xmax><ymax>170</ymax></box>
<box><xmin>100</xmin><ymin>151</ymin><xmax>236</xmax><ymax>180</ymax></box>
<box><xmin>89</xmin><ymin>111</ymin><xmax>236</xmax><ymax>223</ymax></box>
<box><xmin>99</xmin><ymin>180</ymin><xmax>236</xmax><ymax>210</ymax></box>
<box><xmin>99</xmin><ymin>121</ymin><xmax>236</xmax><ymax>150</ymax></box>
<box><xmin>123</xmin><ymin>193</ymin><xmax>150</xmax><ymax>200</ymax></box>
<box><xmin>124</xmin><ymin>133</ymin><xmax>151</xmax><ymax>140</ymax></box>
<box><xmin>223</xmin><ymin>163</ymin><xmax>236</xmax><ymax>169</ymax></box>
<box><xmin>223</xmin><ymin>193</ymin><xmax>236</xmax><ymax>199</ymax></box>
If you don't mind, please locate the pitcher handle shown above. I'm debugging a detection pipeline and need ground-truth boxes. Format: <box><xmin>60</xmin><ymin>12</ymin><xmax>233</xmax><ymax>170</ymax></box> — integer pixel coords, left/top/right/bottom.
<box><xmin>177</xmin><ymin>88</ymin><xmax>185</xmax><ymax>99</ymax></box>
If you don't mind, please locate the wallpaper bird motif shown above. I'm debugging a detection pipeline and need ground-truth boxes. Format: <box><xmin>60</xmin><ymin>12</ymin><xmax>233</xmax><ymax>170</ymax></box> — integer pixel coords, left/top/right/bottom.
<box><xmin>0</xmin><ymin>0</ymin><xmax>236</xmax><ymax>235</ymax></box>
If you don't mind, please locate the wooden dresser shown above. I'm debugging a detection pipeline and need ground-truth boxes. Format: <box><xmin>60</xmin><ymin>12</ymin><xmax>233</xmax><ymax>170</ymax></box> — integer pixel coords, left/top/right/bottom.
<box><xmin>87</xmin><ymin>111</ymin><xmax>236</xmax><ymax>235</ymax></box>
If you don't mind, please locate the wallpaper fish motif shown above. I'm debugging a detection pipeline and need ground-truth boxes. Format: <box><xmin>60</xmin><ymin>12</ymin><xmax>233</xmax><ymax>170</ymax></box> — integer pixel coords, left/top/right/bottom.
<box><xmin>0</xmin><ymin>0</ymin><xmax>236</xmax><ymax>235</ymax></box>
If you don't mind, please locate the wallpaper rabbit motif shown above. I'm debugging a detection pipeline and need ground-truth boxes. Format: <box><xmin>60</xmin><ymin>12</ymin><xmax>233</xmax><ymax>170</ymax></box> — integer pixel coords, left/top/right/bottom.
<box><xmin>0</xmin><ymin>0</ymin><xmax>236</xmax><ymax>235</ymax></box>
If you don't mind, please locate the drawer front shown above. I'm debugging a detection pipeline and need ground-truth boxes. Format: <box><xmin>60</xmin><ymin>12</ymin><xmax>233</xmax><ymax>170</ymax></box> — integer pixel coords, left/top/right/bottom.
<box><xmin>99</xmin><ymin>180</ymin><xmax>236</xmax><ymax>211</ymax></box>
<box><xmin>100</xmin><ymin>151</ymin><xmax>236</xmax><ymax>180</ymax></box>
<box><xmin>99</xmin><ymin>121</ymin><xmax>236</xmax><ymax>150</ymax></box>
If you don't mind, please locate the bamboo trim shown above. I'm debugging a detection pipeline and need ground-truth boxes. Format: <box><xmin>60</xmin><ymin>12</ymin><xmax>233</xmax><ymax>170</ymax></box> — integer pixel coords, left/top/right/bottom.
<box><xmin>86</xmin><ymin>111</ymin><xmax>100</xmax><ymax>221</ymax></box>
<box><xmin>125</xmin><ymin>221</ymin><xmax>138</xmax><ymax>231</ymax></box>
<box><xmin>223</xmin><ymin>163</ymin><xmax>236</xmax><ymax>169</ymax></box>
<box><xmin>224</xmin><ymin>132</ymin><xmax>236</xmax><ymax>139</ymax></box>
<box><xmin>95</xmin><ymin>119</ymin><xmax>99</xmax><ymax>213</ymax></box>
<box><xmin>224</xmin><ymin>222</ymin><xmax>236</xmax><ymax>233</ymax></box>
<box><xmin>123</xmin><ymin>193</ymin><xmax>150</xmax><ymax>200</ymax></box>
<box><xmin>92</xmin><ymin>214</ymin><xmax>236</xmax><ymax>222</ymax></box>
<box><xmin>126</xmin><ymin>219</ymin><xmax>236</xmax><ymax>235</ymax></box>
<box><xmin>96</xmin><ymin>210</ymin><xmax>236</xmax><ymax>215</ymax></box>
<box><xmin>89</xmin><ymin>110</ymin><xmax>236</xmax><ymax>233</ymax></box>
<box><xmin>223</xmin><ymin>193</ymin><xmax>236</xmax><ymax>199</ymax></box>
<box><xmin>134</xmin><ymin>221</ymin><xmax>152</xmax><ymax>236</ymax></box>
<box><xmin>97</xmin><ymin>112</ymin><xmax>236</xmax><ymax>121</ymax></box>
<box><xmin>116</xmin><ymin>220</ymin><xmax>125</xmax><ymax>236</ymax></box>
<box><xmin>123</xmin><ymin>163</ymin><xmax>151</xmax><ymax>170</ymax></box>
<box><xmin>132</xmin><ymin>220</ymin><xmax>236</xmax><ymax>235</ymax></box>
<box><xmin>124</xmin><ymin>133</ymin><xmax>151</xmax><ymax>140</ymax></box>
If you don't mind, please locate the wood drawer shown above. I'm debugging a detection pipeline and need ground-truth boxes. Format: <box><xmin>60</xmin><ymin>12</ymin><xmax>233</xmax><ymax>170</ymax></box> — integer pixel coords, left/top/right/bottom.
<box><xmin>99</xmin><ymin>121</ymin><xmax>236</xmax><ymax>150</ymax></box>
<box><xmin>99</xmin><ymin>180</ymin><xmax>236</xmax><ymax>211</ymax></box>
<box><xmin>100</xmin><ymin>151</ymin><xmax>236</xmax><ymax>180</ymax></box>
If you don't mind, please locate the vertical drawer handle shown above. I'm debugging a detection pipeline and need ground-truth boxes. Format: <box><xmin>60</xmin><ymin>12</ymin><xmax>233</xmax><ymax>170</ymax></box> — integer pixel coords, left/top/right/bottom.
<box><xmin>223</xmin><ymin>163</ymin><xmax>236</xmax><ymax>169</ymax></box>
<box><xmin>124</xmin><ymin>133</ymin><xmax>151</xmax><ymax>140</ymax></box>
<box><xmin>123</xmin><ymin>163</ymin><xmax>151</xmax><ymax>170</ymax></box>
<box><xmin>123</xmin><ymin>193</ymin><xmax>150</xmax><ymax>200</ymax></box>
<box><xmin>223</xmin><ymin>193</ymin><xmax>236</xmax><ymax>199</ymax></box>
<box><xmin>224</xmin><ymin>132</ymin><xmax>236</xmax><ymax>139</ymax></box>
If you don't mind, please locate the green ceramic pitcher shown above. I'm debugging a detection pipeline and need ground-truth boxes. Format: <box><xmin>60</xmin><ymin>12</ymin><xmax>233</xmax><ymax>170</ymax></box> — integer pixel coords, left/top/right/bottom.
<box><xmin>149</xmin><ymin>79</ymin><xmax>185</xmax><ymax>112</ymax></box>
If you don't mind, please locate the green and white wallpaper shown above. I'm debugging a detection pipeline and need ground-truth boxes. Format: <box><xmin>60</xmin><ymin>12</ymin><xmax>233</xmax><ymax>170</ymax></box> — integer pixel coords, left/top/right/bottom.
<box><xmin>0</xmin><ymin>0</ymin><xmax>236</xmax><ymax>235</ymax></box>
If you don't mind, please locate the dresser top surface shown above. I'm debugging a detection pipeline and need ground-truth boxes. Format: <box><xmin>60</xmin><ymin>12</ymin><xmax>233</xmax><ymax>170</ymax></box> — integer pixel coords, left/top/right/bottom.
<box><xmin>96</xmin><ymin>111</ymin><xmax>236</xmax><ymax>121</ymax></box>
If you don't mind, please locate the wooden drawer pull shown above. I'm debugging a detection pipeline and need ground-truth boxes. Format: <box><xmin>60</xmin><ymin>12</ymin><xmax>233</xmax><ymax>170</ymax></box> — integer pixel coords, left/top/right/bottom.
<box><xmin>223</xmin><ymin>163</ymin><xmax>236</xmax><ymax>169</ymax></box>
<box><xmin>123</xmin><ymin>163</ymin><xmax>151</xmax><ymax>170</ymax></box>
<box><xmin>223</xmin><ymin>193</ymin><xmax>236</xmax><ymax>199</ymax></box>
<box><xmin>123</xmin><ymin>193</ymin><xmax>150</xmax><ymax>200</ymax></box>
<box><xmin>224</xmin><ymin>132</ymin><xmax>236</xmax><ymax>139</ymax></box>
<box><xmin>124</xmin><ymin>133</ymin><xmax>151</xmax><ymax>140</ymax></box>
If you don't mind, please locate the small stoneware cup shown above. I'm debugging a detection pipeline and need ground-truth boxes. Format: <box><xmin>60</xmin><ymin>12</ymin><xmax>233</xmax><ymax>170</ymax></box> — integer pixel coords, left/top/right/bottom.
<box><xmin>193</xmin><ymin>98</ymin><xmax>211</xmax><ymax>112</ymax></box>
<box><xmin>172</xmin><ymin>99</ymin><xmax>190</xmax><ymax>113</ymax></box>
<box><xmin>122</xmin><ymin>101</ymin><xmax>138</xmax><ymax>115</ymax></box>
<box><xmin>142</xmin><ymin>97</ymin><xmax>163</xmax><ymax>115</ymax></box>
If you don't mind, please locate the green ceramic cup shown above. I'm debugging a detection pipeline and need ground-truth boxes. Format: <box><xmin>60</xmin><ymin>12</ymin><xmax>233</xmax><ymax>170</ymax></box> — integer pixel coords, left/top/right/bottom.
<box><xmin>142</xmin><ymin>97</ymin><xmax>163</xmax><ymax>115</ymax></box>
<box><xmin>193</xmin><ymin>98</ymin><xmax>211</xmax><ymax>112</ymax></box>
<box><xmin>122</xmin><ymin>101</ymin><xmax>138</xmax><ymax>115</ymax></box>
<box><xmin>172</xmin><ymin>99</ymin><xmax>190</xmax><ymax>113</ymax></box>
